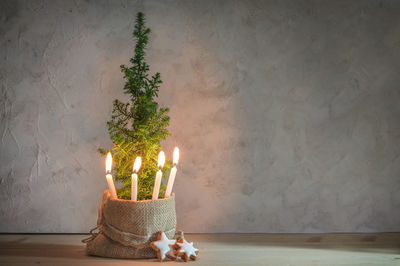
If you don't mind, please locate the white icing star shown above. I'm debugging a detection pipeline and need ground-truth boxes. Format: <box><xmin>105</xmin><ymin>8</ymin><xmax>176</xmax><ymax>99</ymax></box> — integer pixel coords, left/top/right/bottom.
<box><xmin>177</xmin><ymin>239</ymin><xmax>199</xmax><ymax>260</ymax></box>
<box><xmin>152</xmin><ymin>232</ymin><xmax>176</xmax><ymax>261</ymax></box>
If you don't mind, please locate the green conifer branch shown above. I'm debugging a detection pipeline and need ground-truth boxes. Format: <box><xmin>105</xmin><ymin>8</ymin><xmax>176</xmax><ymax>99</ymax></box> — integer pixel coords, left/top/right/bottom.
<box><xmin>100</xmin><ymin>12</ymin><xmax>171</xmax><ymax>200</ymax></box>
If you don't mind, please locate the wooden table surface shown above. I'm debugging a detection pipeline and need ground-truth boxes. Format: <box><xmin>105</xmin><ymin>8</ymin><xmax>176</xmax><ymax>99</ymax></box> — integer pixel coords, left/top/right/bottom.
<box><xmin>0</xmin><ymin>233</ymin><xmax>399</xmax><ymax>265</ymax></box>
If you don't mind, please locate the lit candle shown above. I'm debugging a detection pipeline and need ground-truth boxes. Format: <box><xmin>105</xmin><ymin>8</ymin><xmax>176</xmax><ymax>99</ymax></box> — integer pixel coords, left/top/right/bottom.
<box><xmin>131</xmin><ymin>156</ymin><xmax>141</xmax><ymax>201</ymax></box>
<box><xmin>165</xmin><ymin>147</ymin><xmax>179</xmax><ymax>198</ymax></box>
<box><xmin>105</xmin><ymin>152</ymin><xmax>117</xmax><ymax>199</ymax></box>
<box><xmin>152</xmin><ymin>151</ymin><xmax>165</xmax><ymax>200</ymax></box>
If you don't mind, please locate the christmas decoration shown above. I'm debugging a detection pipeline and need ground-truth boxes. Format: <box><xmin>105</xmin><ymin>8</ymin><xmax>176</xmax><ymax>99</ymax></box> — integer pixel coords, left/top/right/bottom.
<box><xmin>153</xmin><ymin>151</ymin><xmax>166</xmax><ymax>199</ymax></box>
<box><xmin>150</xmin><ymin>231</ymin><xmax>200</xmax><ymax>262</ymax></box>
<box><xmin>131</xmin><ymin>156</ymin><xmax>141</xmax><ymax>200</ymax></box>
<box><xmin>150</xmin><ymin>232</ymin><xmax>177</xmax><ymax>261</ymax></box>
<box><xmin>99</xmin><ymin>12</ymin><xmax>171</xmax><ymax>200</ymax></box>
<box><xmin>175</xmin><ymin>240</ymin><xmax>199</xmax><ymax>261</ymax></box>
<box><xmin>85</xmin><ymin>12</ymin><xmax>183</xmax><ymax>261</ymax></box>
<box><xmin>165</xmin><ymin>147</ymin><xmax>180</xmax><ymax>197</ymax></box>
<box><xmin>105</xmin><ymin>152</ymin><xmax>117</xmax><ymax>198</ymax></box>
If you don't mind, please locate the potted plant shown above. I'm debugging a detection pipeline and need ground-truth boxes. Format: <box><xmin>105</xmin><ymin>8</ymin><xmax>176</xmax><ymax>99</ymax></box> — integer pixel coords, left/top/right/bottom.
<box><xmin>84</xmin><ymin>12</ymin><xmax>176</xmax><ymax>259</ymax></box>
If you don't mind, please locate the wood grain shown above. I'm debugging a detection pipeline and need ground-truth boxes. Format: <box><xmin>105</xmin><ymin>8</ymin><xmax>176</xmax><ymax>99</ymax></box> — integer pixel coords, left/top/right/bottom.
<box><xmin>0</xmin><ymin>233</ymin><xmax>399</xmax><ymax>265</ymax></box>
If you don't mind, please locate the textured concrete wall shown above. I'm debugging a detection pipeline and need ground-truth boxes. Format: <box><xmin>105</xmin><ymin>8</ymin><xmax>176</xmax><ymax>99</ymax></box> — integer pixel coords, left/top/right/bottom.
<box><xmin>1</xmin><ymin>0</ymin><xmax>399</xmax><ymax>233</ymax></box>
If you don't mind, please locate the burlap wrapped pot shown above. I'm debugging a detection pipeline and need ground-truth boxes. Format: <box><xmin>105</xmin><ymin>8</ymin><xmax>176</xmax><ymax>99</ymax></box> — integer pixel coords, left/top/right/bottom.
<box><xmin>84</xmin><ymin>190</ymin><xmax>176</xmax><ymax>259</ymax></box>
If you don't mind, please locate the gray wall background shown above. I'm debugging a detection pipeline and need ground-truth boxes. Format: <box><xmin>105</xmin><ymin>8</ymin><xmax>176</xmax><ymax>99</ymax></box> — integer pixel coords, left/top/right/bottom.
<box><xmin>1</xmin><ymin>0</ymin><xmax>399</xmax><ymax>233</ymax></box>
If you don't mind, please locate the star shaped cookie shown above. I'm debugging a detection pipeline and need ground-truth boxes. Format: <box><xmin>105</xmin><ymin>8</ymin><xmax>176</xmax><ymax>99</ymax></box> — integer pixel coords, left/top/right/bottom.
<box><xmin>175</xmin><ymin>239</ymin><xmax>199</xmax><ymax>261</ymax></box>
<box><xmin>150</xmin><ymin>232</ymin><xmax>177</xmax><ymax>261</ymax></box>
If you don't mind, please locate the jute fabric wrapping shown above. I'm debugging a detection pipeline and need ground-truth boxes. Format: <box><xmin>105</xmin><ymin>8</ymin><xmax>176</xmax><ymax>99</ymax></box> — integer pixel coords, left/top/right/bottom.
<box><xmin>85</xmin><ymin>190</ymin><xmax>176</xmax><ymax>259</ymax></box>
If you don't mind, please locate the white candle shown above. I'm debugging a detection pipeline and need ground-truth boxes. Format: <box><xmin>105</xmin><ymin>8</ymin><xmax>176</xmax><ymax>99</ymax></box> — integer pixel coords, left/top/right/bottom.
<box><xmin>105</xmin><ymin>152</ymin><xmax>117</xmax><ymax>199</ymax></box>
<box><xmin>152</xmin><ymin>151</ymin><xmax>165</xmax><ymax>200</ymax></box>
<box><xmin>165</xmin><ymin>147</ymin><xmax>179</xmax><ymax>198</ymax></box>
<box><xmin>131</xmin><ymin>156</ymin><xmax>141</xmax><ymax>201</ymax></box>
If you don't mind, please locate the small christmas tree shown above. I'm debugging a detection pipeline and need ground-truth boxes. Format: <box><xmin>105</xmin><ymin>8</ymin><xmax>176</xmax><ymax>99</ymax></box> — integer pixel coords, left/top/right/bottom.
<box><xmin>99</xmin><ymin>12</ymin><xmax>171</xmax><ymax>200</ymax></box>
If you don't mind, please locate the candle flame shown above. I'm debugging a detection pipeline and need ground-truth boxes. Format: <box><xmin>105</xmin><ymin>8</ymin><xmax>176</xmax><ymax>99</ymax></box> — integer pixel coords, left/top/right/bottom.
<box><xmin>106</xmin><ymin>152</ymin><xmax>112</xmax><ymax>173</ymax></box>
<box><xmin>173</xmin><ymin>147</ymin><xmax>180</xmax><ymax>165</ymax></box>
<box><xmin>133</xmin><ymin>157</ymin><xmax>142</xmax><ymax>172</ymax></box>
<box><xmin>158</xmin><ymin>151</ymin><xmax>165</xmax><ymax>169</ymax></box>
